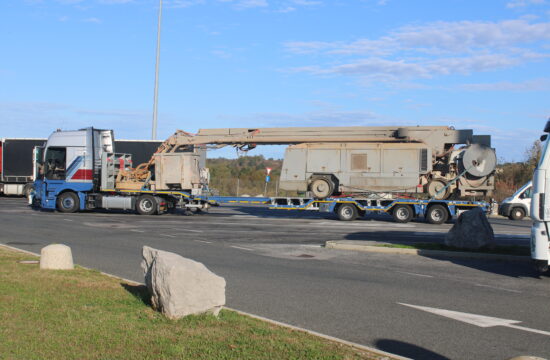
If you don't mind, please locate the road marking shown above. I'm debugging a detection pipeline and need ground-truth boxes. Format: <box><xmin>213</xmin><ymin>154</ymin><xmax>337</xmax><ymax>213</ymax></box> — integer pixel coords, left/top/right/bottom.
<box><xmin>63</xmin><ymin>219</ymin><xmax>73</xmax><ymax>222</ymax></box>
<box><xmin>399</xmin><ymin>303</ymin><xmax>550</xmax><ymax>336</ymax></box>
<box><xmin>230</xmin><ymin>245</ymin><xmax>254</xmax><ymax>251</ymax></box>
<box><xmin>130</xmin><ymin>229</ymin><xmax>145</xmax><ymax>233</ymax></box>
<box><xmin>194</xmin><ymin>240</ymin><xmax>212</xmax><ymax>244</ymax></box>
<box><xmin>160</xmin><ymin>234</ymin><xmax>176</xmax><ymax>238</ymax></box>
<box><xmin>173</xmin><ymin>228</ymin><xmax>203</xmax><ymax>233</ymax></box>
<box><xmin>396</xmin><ymin>271</ymin><xmax>434</xmax><ymax>278</ymax></box>
<box><xmin>474</xmin><ymin>284</ymin><xmax>522</xmax><ymax>294</ymax></box>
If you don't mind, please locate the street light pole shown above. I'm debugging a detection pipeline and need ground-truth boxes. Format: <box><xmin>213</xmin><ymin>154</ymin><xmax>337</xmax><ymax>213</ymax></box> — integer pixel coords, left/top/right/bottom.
<box><xmin>152</xmin><ymin>0</ymin><xmax>163</xmax><ymax>140</ymax></box>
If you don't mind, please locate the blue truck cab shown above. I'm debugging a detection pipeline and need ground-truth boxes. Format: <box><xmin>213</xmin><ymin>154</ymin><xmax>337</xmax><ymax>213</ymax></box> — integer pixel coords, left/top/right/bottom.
<box><xmin>33</xmin><ymin>127</ymin><xmax>114</xmax><ymax>212</ymax></box>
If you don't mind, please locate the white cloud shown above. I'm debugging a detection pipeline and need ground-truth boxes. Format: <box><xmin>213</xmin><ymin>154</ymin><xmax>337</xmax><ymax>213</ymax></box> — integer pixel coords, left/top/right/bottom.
<box><xmin>507</xmin><ymin>0</ymin><xmax>546</xmax><ymax>8</ymax></box>
<box><xmin>285</xmin><ymin>19</ymin><xmax>550</xmax><ymax>83</ymax></box>
<box><xmin>99</xmin><ymin>0</ymin><xmax>133</xmax><ymax>3</ymax></box>
<box><xmin>218</xmin><ymin>0</ymin><xmax>268</xmax><ymax>9</ymax></box>
<box><xmin>460</xmin><ymin>78</ymin><xmax>550</xmax><ymax>91</ymax></box>
<box><xmin>83</xmin><ymin>17</ymin><xmax>102</xmax><ymax>23</ymax></box>
<box><xmin>286</xmin><ymin>19</ymin><xmax>550</xmax><ymax>56</ymax></box>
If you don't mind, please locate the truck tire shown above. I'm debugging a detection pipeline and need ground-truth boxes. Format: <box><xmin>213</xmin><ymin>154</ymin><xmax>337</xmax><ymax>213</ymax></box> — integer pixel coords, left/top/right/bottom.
<box><xmin>426</xmin><ymin>204</ymin><xmax>449</xmax><ymax>224</ymax></box>
<box><xmin>310</xmin><ymin>178</ymin><xmax>334</xmax><ymax>199</ymax></box>
<box><xmin>57</xmin><ymin>192</ymin><xmax>80</xmax><ymax>213</ymax></box>
<box><xmin>23</xmin><ymin>183</ymin><xmax>34</xmax><ymax>198</ymax></box>
<box><xmin>509</xmin><ymin>207</ymin><xmax>525</xmax><ymax>220</ymax></box>
<box><xmin>136</xmin><ymin>195</ymin><xmax>157</xmax><ymax>215</ymax></box>
<box><xmin>336</xmin><ymin>203</ymin><xmax>358</xmax><ymax>221</ymax></box>
<box><xmin>392</xmin><ymin>204</ymin><xmax>413</xmax><ymax>223</ymax></box>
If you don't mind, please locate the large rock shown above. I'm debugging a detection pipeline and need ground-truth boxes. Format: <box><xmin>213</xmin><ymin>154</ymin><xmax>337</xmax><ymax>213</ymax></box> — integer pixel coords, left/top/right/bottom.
<box><xmin>141</xmin><ymin>246</ymin><xmax>226</xmax><ymax>319</ymax></box>
<box><xmin>445</xmin><ymin>207</ymin><xmax>495</xmax><ymax>249</ymax></box>
<box><xmin>40</xmin><ymin>244</ymin><xmax>74</xmax><ymax>270</ymax></box>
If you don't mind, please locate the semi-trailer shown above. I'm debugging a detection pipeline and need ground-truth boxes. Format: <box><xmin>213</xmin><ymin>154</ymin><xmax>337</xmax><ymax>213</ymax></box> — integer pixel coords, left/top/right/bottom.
<box><xmin>1</xmin><ymin>138</ymin><xmax>46</xmax><ymax>196</ymax></box>
<box><xmin>209</xmin><ymin>195</ymin><xmax>490</xmax><ymax>224</ymax></box>
<box><xmin>31</xmin><ymin>126</ymin><xmax>490</xmax><ymax>224</ymax></box>
<box><xmin>0</xmin><ymin>137</ymin><xmax>162</xmax><ymax>196</ymax></box>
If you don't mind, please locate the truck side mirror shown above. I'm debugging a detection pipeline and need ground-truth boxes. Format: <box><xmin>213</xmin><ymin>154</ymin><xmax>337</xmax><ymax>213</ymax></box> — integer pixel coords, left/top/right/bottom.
<box><xmin>541</xmin><ymin>134</ymin><xmax>548</xmax><ymax>142</ymax></box>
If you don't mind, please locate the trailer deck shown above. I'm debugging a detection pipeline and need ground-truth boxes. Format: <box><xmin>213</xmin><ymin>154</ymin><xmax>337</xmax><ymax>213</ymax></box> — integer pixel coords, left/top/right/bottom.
<box><xmin>206</xmin><ymin>195</ymin><xmax>490</xmax><ymax>224</ymax></box>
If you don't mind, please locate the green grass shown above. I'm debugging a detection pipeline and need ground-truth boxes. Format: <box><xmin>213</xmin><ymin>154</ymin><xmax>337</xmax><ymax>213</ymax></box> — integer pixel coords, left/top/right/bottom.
<box><xmin>0</xmin><ymin>246</ymin><xmax>387</xmax><ymax>360</ymax></box>
<box><xmin>373</xmin><ymin>242</ymin><xmax>530</xmax><ymax>256</ymax></box>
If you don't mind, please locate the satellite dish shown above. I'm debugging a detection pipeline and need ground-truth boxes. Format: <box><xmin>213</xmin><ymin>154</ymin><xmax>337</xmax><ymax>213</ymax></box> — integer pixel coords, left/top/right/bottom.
<box><xmin>462</xmin><ymin>144</ymin><xmax>497</xmax><ymax>177</ymax></box>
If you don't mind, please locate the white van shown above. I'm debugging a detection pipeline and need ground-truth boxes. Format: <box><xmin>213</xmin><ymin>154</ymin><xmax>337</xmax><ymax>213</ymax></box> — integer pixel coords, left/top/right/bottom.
<box><xmin>498</xmin><ymin>181</ymin><xmax>532</xmax><ymax>220</ymax></box>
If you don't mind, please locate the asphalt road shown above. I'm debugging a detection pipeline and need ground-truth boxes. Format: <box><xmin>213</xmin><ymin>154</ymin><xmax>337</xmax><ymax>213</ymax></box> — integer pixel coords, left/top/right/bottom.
<box><xmin>1</xmin><ymin>197</ymin><xmax>549</xmax><ymax>360</ymax></box>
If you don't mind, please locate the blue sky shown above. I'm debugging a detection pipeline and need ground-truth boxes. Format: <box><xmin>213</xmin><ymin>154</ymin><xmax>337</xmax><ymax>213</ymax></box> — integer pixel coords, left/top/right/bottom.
<box><xmin>1</xmin><ymin>0</ymin><xmax>549</xmax><ymax>161</ymax></box>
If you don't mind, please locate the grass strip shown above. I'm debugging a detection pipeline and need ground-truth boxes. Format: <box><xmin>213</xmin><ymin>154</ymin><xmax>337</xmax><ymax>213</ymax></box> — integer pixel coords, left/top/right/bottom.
<box><xmin>373</xmin><ymin>242</ymin><xmax>529</xmax><ymax>256</ymax></box>
<box><xmin>0</xmin><ymin>246</ymin><xmax>389</xmax><ymax>360</ymax></box>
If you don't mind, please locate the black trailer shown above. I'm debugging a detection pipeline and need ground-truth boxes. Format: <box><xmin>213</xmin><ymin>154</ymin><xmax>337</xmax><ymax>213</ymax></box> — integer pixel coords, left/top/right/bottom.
<box><xmin>0</xmin><ymin>138</ymin><xmax>45</xmax><ymax>196</ymax></box>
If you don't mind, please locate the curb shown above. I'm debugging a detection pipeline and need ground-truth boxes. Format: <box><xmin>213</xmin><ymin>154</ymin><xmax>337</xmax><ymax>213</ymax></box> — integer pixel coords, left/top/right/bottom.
<box><xmin>0</xmin><ymin>243</ymin><xmax>409</xmax><ymax>360</ymax></box>
<box><xmin>325</xmin><ymin>240</ymin><xmax>532</xmax><ymax>262</ymax></box>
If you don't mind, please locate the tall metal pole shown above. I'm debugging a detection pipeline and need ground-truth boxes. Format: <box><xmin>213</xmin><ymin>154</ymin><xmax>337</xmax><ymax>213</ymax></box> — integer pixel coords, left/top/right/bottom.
<box><xmin>152</xmin><ymin>0</ymin><xmax>163</xmax><ymax>140</ymax></box>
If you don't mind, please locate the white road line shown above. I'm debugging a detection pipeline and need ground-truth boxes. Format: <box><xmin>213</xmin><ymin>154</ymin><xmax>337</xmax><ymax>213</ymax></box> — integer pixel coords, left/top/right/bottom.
<box><xmin>160</xmin><ymin>234</ymin><xmax>176</xmax><ymax>238</ymax></box>
<box><xmin>230</xmin><ymin>245</ymin><xmax>254</xmax><ymax>251</ymax></box>
<box><xmin>396</xmin><ymin>271</ymin><xmax>434</xmax><ymax>278</ymax></box>
<box><xmin>130</xmin><ymin>229</ymin><xmax>145</xmax><ymax>233</ymax></box>
<box><xmin>172</xmin><ymin>228</ymin><xmax>203</xmax><ymax>233</ymax></box>
<box><xmin>194</xmin><ymin>240</ymin><xmax>212</xmax><ymax>244</ymax></box>
<box><xmin>474</xmin><ymin>284</ymin><xmax>522</xmax><ymax>294</ymax></box>
<box><xmin>63</xmin><ymin>219</ymin><xmax>73</xmax><ymax>222</ymax></box>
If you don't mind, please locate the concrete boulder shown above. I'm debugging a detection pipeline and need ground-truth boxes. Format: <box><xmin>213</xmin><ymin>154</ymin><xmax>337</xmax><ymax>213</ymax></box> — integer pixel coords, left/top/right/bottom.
<box><xmin>40</xmin><ymin>244</ymin><xmax>74</xmax><ymax>270</ymax></box>
<box><xmin>445</xmin><ymin>207</ymin><xmax>495</xmax><ymax>249</ymax></box>
<box><xmin>141</xmin><ymin>246</ymin><xmax>226</xmax><ymax>319</ymax></box>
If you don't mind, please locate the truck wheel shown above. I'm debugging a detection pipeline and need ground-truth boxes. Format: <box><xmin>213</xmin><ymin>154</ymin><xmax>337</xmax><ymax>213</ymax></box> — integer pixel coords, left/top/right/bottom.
<box><xmin>336</xmin><ymin>203</ymin><xmax>358</xmax><ymax>221</ymax></box>
<box><xmin>509</xmin><ymin>207</ymin><xmax>525</xmax><ymax>220</ymax></box>
<box><xmin>392</xmin><ymin>204</ymin><xmax>413</xmax><ymax>223</ymax></box>
<box><xmin>534</xmin><ymin>260</ymin><xmax>549</xmax><ymax>274</ymax></box>
<box><xmin>136</xmin><ymin>195</ymin><xmax>157</xmax><ymax>215</ymax></box>
<box><xmin>23</xmin><ymin>183</ymin><xmax>34</xmax><ymax>198</ymax></box>
<box><xmin>57</xmin><ymin>192</ymin><xmax>80</xmax><ymax>213</ymax></box>
<box><xmin>426</xmin><ymin>204</ymin><xmax>449</xmax><ymax>224</ymax></box>
<box><xmin>310</xmin><ymin>178</ymin><xmax>333</xmax><ymax>199</ymax></box>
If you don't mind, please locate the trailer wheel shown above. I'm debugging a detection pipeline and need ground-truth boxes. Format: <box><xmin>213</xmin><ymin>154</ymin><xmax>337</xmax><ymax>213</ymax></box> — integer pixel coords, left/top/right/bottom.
<box><xmin>509</xmin><ymin>207</ymin><xmax>525</xmax><ymax>221</ymax></box>
<box><xmin>310</xmin><ymin>178</ymin><xmax>334</xmax><ymax>199</ymax></box>
<box><xmin>392</xmin><ymin>204</ymin><xmax>413</xmax><ymax>223</ymax></box>
<box><xmin>426</xmin><ymin>204</ymin><xmax>449</xmax><ymax>224</ymax></box>
<box><xmin>136</xmin><ymin>195</ymin><xmax>157</xmax><ymax>215</ymax></box>
<box><xmin>336</xmin><ymin>203</ymin><xmax>358</xmax><ymax>221</ymax></box>
<box><xmin>57</xmin><ymin>192</ymin><xmax>80</xmax><ymax>213</ymax></box>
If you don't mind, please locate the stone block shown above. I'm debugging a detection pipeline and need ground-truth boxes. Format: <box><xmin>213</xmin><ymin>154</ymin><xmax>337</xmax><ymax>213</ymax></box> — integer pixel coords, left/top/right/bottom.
<box><xmin>40</xmin><ymin>244</ymin><xmax>74</xmax><ymax>270</ymax></box>
<box><xmin>445</xmin><ymin>207</ymin><xmax>495</xmax><ymax>249</ymax></box>
<box><xmin>141</xmin><ymin>246</ymin><xmax>226</xmax><ymax>319</ymax></box>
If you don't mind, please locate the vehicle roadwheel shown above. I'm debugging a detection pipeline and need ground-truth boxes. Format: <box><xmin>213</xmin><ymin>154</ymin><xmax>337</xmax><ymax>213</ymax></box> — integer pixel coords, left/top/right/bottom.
<box><xmin>336</xmin><ymin>203</ymin><xmax>358</xmax><ymax>221</ymax></box>
<box><xmin>392</xmin><ymin>204</ymin><xmax>413</xmax><ymax>223</ymax></box>
<box><xmin>136</xmin><ymin>195</ymin><xmax>157</xmax><ymax>215</ymax></box>
<box><xmin>509</xmin><ymin>207</ymin><xmax>525</xmax><ymax>221</ymax></box>
<box><xmin>23</xmin><ymin>183</ymin><xmax>34</xmax><ymax>198</ymax></box>
<box><xmin>426</xmin><ymin>204</ymin><xmax>449</xmax><ymax>224</ymax></box>
<box><xmin>427</xmin><ymin>180</ymin><xmax>449</xmax><ymax>200</ymax></box>
<box><xmin>534</xmin><ymin>260</ymin><xmax>549</xmax><ymax>274</ymax></box>
<box><xmin>57</xmin><ymin>192</ymin><xmax>80</xmax><ymax>213</ymax></box>
<box><xmin>310</xmin><ymin>178</ymin><xmax>334</xmax><ymax>199</ymax></box>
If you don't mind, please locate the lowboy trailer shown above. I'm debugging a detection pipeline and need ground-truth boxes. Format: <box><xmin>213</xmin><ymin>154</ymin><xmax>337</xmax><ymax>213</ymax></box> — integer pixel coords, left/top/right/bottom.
<box><xmin>208</xmin><ymin>195</ymin><xmax>490</xmax><ymax>224</ymax></box>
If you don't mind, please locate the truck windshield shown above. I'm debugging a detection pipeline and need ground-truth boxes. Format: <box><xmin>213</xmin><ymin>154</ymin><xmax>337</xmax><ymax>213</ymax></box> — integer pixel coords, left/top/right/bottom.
<box><xmin>44</xmin><ymin>147</ymin><xmax>66</xmax><ymax>180</ymax></box>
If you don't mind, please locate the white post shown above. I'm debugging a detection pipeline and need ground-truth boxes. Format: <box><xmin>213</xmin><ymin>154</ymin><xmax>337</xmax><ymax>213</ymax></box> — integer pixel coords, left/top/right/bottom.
<box><xmin>152</xmin><ymin>0</ymin><xmax>163</xmax><ymax>140</ymax></box>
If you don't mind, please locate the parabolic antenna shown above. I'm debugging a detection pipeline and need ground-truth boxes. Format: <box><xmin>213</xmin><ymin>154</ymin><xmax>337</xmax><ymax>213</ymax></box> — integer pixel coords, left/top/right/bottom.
<box><xmin>462</xmin><ymin>144</ymin><xmax>497</xmax><ymax>177</ymax></box>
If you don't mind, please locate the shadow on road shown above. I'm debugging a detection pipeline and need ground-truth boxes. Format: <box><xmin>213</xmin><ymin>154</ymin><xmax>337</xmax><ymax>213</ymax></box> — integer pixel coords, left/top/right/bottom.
<box><xmin>375</xmin><ymin>339</ymin><xmax>450</xmax><ymax>360</ymax></box>
<box><xmin>344</xmin><ymin>232</ymin><xmax>540</xmax><ymax>279</ymax></box>
<box><xmin>121</xmin><ymin>283</ymin><xmax>151</xmax><ymax>307</ymax></box>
